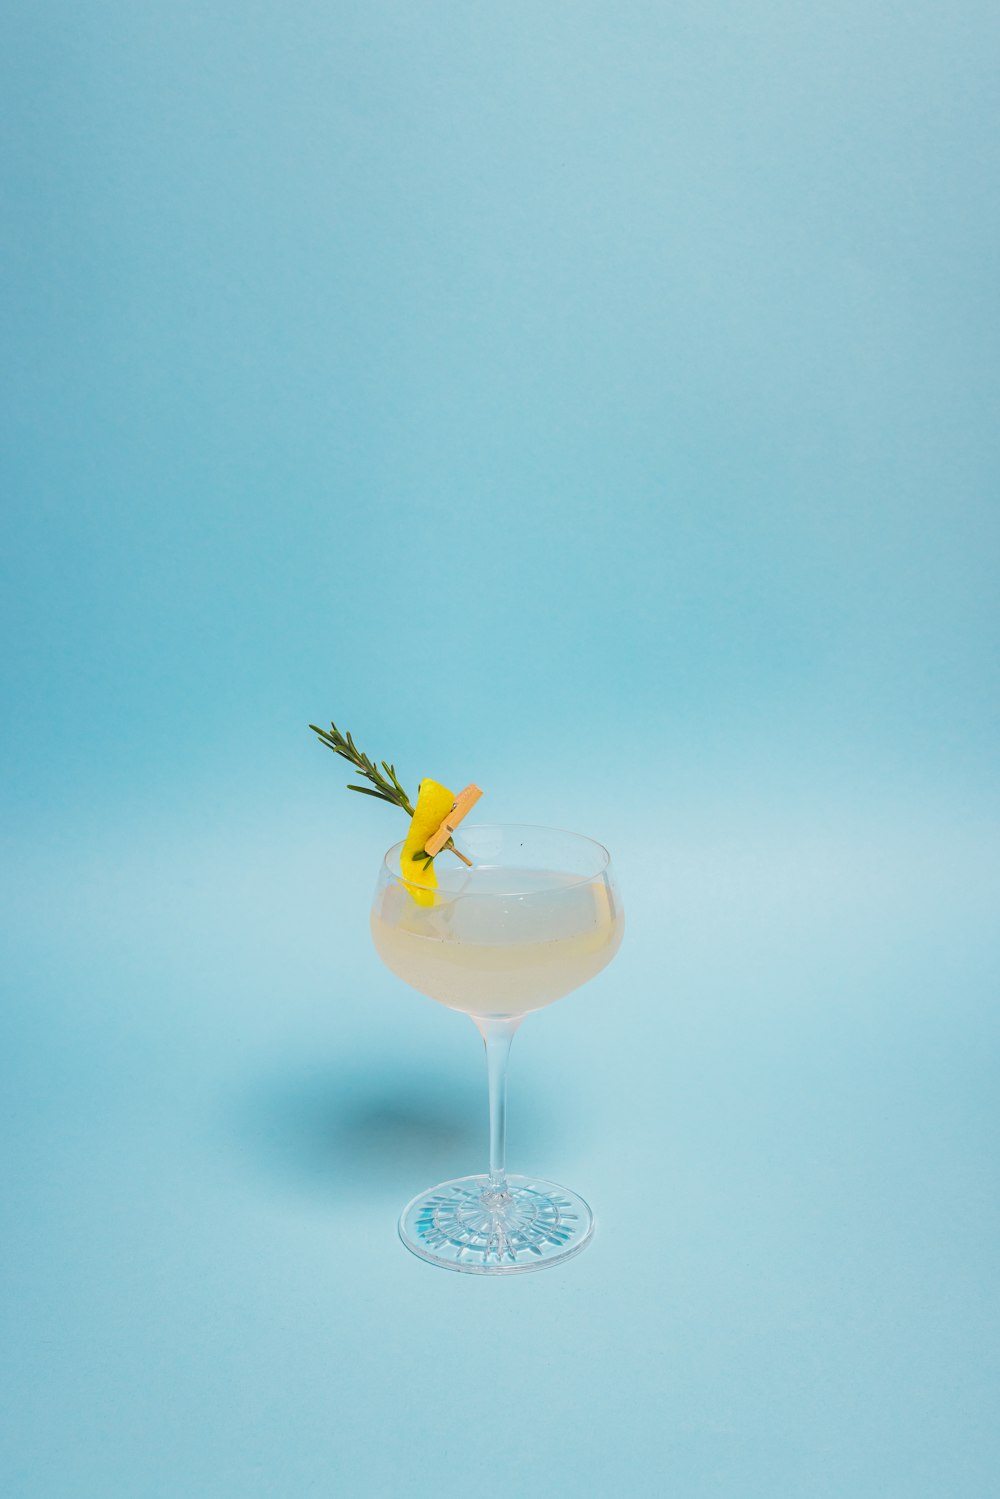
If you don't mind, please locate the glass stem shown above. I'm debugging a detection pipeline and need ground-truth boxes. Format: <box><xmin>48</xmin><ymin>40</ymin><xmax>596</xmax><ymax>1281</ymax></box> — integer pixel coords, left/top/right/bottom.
<box><xmin>475</xmin><ymin>1017</ymin><xmax>521</xmax><ymax>1194</ymax></box>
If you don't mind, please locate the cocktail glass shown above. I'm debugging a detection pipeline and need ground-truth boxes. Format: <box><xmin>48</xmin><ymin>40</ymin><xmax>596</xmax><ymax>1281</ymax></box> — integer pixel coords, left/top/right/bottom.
<box><xmin>370</xmin><ymin>824</ymin><xmax>624</xmax><ymax>1274</ymax></box>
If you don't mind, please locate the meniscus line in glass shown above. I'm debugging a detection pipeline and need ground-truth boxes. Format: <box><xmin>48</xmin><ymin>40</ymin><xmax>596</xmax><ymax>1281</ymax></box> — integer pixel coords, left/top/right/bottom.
<box><xmin>370</xmin><ymin>824</ymin><xmax>624</xmax><ymax>1274</ymax></box>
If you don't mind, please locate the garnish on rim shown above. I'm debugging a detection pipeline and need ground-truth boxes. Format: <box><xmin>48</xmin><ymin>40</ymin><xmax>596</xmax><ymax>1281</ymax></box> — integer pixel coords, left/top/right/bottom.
<box><xmin>308</xmin><ymin>721</ymin><xmax>479</xmax><ymax>900</ymax></box>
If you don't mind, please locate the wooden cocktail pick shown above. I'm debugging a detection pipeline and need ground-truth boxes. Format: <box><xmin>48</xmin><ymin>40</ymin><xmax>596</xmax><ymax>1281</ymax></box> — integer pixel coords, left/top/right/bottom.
<box><xmin>424</xmin><ymin>784</ymin><xmax>483</xmax><ymax>859</ymax></box>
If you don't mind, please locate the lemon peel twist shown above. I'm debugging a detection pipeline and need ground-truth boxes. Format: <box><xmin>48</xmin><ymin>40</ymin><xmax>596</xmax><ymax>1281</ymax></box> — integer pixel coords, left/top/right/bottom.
<box><xmin>399</xmin><ymin>778</ymin><xmax>455</xmax><ymax>906</ymax></box>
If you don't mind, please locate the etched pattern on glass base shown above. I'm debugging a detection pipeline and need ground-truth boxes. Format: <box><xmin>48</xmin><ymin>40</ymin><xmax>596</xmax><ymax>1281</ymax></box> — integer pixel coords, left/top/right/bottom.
<box><xmin>399</xmin><ymin>1174</ymin><xmax>595</xmax><ymax>1274</ymax></box>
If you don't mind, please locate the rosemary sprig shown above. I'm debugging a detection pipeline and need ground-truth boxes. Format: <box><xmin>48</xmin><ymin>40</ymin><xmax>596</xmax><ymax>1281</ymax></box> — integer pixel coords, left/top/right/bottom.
<box><xmin>308</xmin><ymin>721</ymin><xmax>416</xmax><ymax>815</ymax></box>
<box><xmin>308</xmin><ymin>720</ymin><xmax>471</xmax><ymax>865</ymax></box>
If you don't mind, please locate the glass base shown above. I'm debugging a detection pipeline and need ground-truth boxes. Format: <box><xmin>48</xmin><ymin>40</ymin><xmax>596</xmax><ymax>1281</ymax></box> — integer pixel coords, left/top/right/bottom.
<box><xmin>398</xmin><ymin>1173</ymin><xmax>595</xmax><ymax>1274</ymax></box>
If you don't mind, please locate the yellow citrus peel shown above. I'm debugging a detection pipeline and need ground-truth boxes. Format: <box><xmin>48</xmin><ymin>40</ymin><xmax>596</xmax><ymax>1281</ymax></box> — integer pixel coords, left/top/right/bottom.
<box><xmin>400</xmin><ymin>778</ymin><xmax>455</xmax><ymax>905</ymax></box>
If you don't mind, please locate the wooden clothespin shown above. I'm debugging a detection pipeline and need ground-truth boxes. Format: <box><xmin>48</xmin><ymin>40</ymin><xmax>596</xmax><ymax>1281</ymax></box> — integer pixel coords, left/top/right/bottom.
<box><xmin>424</xmin><ymin>784</ymin><xmax>483</xmax><ymax>860</ymax></box>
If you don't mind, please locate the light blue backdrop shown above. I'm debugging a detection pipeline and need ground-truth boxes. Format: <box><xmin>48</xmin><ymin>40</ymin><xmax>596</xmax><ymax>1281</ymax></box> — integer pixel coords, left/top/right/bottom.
<box><xmin>2</xmin><ymin>3</ymin><xmax>998</xmax><ymax>1495</ymax></box>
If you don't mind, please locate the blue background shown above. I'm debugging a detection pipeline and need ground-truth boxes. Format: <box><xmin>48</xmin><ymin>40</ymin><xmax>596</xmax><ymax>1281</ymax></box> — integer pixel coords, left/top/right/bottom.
<box><xmin>3</xmin><ymin>2</ymin><xmax>998</xmax><ymax>1494</ymax></box>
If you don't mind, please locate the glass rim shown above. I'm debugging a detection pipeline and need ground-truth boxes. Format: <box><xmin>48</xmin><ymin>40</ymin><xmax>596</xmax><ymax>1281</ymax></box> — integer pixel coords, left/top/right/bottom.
<box><xmin>380</xmin><ymin>822</ymin><xmax>612</xmax><ymax>898</ymax></box>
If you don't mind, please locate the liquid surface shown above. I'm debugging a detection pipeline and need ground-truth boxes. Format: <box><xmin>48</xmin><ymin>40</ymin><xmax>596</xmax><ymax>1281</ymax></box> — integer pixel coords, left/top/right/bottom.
<box><xmin>371</xmin><ymin>866</ymin><xmax>624</xmax><ymax>1017</ymax></box>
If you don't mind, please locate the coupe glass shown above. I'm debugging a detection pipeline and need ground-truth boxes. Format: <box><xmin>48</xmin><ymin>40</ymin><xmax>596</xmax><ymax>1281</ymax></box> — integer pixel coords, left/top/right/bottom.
<box><xmin>370</xmin><ymin>824</ymin><xmax>624</xmax><ymax>1274</ymax></box>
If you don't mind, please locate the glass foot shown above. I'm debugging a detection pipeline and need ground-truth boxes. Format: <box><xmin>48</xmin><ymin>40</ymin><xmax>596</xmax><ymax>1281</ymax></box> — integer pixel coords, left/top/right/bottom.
<box><xmin>398</xmin><ymin>1173</ymin><xmax>595</xmax><ymax>1274</ymax></box>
